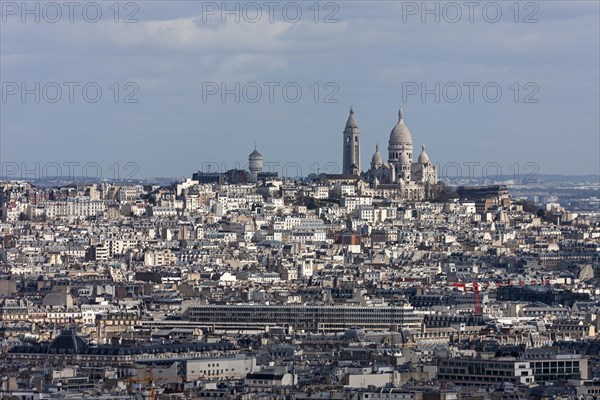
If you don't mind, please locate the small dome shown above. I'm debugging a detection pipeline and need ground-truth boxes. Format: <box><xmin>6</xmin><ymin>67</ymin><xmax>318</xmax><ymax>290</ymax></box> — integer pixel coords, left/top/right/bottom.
<box><xmin>345</xmin><ymin>106</ymin><xmax>358</xmax><ymax>128</ymax></box>
<box><xmin>418</xmin><ymin>144</ymin><xmax>430</xmax><ymax>164</ymax></box>
<box><xmin>389</xmin><ymin>108</ymin><xmax>412</xmax><ymax>145</ymax></box>
<box><xmin>400</xmin><ymin>151</ymin><xmax>410</xmax><ymax>163</ymax></box>
<box><xmin>371</xmin><ymin>144</ymin><xmax>383</xmax><ymax>166</ymax></box>
<box><xmin>249</xmin><ymin>149</ymin><xmax>263</xmax><ymax>160</ymax></box>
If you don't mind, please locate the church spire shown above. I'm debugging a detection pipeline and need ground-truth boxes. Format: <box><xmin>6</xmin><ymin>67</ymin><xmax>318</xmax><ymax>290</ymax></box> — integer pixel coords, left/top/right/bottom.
<box><xmin>398</xmin><ymin>107</ymin><xmax>404</xmax><ymax>122</ymax></box>
<box><xmin>343</xmin><ymin>105</ymin><xmax>360</xmax><ymax>175</ymax></box>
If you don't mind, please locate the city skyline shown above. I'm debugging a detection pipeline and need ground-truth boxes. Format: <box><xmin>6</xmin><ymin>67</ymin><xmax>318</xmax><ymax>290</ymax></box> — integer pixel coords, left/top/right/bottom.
<box><xmin>1</xmin><ymin>1</ymin><xmax>599</xmax><ymax>396</ymax></box>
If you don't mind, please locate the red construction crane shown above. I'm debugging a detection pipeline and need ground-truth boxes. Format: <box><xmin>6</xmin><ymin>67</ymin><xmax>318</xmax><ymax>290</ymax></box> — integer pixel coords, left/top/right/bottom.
<box><xmin>454</xmin><ymin>282</ymin><xmax>482</xmax><ymax>315</ymax></box>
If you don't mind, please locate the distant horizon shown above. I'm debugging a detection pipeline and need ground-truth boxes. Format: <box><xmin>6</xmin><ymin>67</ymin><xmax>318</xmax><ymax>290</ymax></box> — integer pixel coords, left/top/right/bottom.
<box><xmin>1</xmin><ymin>172</ymin><xmax>598</xmax><ymax>184</ymax></box>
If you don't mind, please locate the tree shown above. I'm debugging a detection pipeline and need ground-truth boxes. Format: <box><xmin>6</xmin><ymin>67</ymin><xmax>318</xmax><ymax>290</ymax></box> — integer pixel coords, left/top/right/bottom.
<box><xmin>536</xmin><ymin>208</ymin><xmax>546</xmax><ymax>219</ymax></box>
<box><xmin>432</xmin><ymin>183</ymin><xmax>459</xmax><ymax>202</ymax></box>
<box><xmin>517</xmin><ymin>200</ymin><xmax>539</xmax><ymax>214</ymax></box>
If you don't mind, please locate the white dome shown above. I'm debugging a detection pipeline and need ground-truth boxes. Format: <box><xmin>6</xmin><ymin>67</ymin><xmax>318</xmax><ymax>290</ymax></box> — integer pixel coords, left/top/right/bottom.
<box><xmin>400</xmin><ymin>151</ymin><xmax>410</xmax><ymax>163</ymax></box>
<box><xmin>389</xmin><ymin>108</ymin><xmax>412</xmax><ymax>145</ymax></box>
<box><xmin>418</xmin><ymin>144</ymin><xmax>430</xmax><ymax>164</ymax></box>
<box><xmin>249</xmin><ymin>149</ymin><xmax>263</xmax><ymax>160</ymax></box>
<box><xmin>371</xmin><ymin>144</ymin><xmax>383</xmax><ymax>166</ymax></box>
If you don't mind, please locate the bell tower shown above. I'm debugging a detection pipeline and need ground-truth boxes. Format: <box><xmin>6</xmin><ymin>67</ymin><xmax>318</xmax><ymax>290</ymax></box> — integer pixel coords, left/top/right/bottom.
<box><xmin>343</xmin><ymin>106</ymin><xmax>361</xmax><ymax>175</ymax></box>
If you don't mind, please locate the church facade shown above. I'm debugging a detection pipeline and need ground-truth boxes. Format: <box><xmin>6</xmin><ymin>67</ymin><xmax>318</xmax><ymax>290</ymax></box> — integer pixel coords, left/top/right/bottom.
<box><xmin>342</xmin><ymin>107</ymin><xmax>438</xmax><ymax>201</ymax></box>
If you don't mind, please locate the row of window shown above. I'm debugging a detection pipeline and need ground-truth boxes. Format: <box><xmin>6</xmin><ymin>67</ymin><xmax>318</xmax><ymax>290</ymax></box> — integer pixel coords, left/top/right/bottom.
<box><xmin>389</xmin><ymin>152</ymin><xmax>412</xmax><ymax>159</ymax></box>
<box><xmin>531</xmin><ymin>361</ymin><xmax>578</xmax><ymax>367</ymax></box>
<box><xmin>440</xmin><ymin>368</ymin><xmax>517</xmax><ymax>377</ymax></box>
<box><xmin>438</xmin><ymin>374</ymin><xmax>519</xmax><ymax>382</ymax></box>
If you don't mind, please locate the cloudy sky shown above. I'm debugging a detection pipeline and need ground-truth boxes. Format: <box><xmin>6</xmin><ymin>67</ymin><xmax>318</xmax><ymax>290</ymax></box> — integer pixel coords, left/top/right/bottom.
<box><xmin>1</xmin><ymin>1</ymin><xmax>599</xmax><ymax>180</ymax></box>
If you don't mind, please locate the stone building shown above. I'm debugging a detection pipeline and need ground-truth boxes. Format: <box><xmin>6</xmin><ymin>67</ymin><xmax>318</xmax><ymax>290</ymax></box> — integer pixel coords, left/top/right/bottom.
<box><xmin>341</xmin><ymin>107</ymin><xmax>438</xmax><ymax>200</ymax></box>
